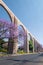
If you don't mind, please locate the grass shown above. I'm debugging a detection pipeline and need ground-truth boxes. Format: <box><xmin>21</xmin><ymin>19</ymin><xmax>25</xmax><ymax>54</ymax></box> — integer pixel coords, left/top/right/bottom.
<box><xmin>0</xmin><ymin>52</ymin><xmax>8</xmax><ymax>56</ymax></box>
<box><xmin>17</xmin><ymin>50</ymin><xmax>26</xmax><ymax>54</ymax></box>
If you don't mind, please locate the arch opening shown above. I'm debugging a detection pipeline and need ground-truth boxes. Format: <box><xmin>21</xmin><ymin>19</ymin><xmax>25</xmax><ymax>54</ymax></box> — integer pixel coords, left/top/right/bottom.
<box><xmin>0</xmin><ymin>4</ymin><xmax>12</xmax><ymax>22</ymax></box>
<box><xmin>17</xmin><ymin>25</ymin><xmax>26</xmax><ymax>53</ymax></box>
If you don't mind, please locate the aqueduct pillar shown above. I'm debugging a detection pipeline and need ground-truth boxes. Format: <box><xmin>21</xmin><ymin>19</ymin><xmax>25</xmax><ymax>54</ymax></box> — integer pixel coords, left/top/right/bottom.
<box><xmin>24</xmin><ymin>33</ymin><xmax>29</xmax><ymax>53</ymax></box>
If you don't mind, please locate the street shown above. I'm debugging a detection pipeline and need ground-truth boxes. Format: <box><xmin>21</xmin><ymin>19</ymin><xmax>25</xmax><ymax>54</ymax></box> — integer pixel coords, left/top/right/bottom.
<box><xmin>0</xmin><ymin>53</ymin><xmax>43</xmax><ymax>65</ymax></box>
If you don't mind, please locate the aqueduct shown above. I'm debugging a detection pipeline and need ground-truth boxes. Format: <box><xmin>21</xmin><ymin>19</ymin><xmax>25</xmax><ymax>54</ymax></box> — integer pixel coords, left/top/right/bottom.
<box><xmin>0</xmin><ymin>0</ymin><xmax>41</xmax><ymax>54</ymax></box>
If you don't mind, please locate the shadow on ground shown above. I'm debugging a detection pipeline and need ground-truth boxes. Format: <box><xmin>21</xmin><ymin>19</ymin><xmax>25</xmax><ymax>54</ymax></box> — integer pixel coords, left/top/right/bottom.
<box><xmin>7</xmin><ymin>53</ymin><xmax>43</xmax><ymax>64</ymax></box>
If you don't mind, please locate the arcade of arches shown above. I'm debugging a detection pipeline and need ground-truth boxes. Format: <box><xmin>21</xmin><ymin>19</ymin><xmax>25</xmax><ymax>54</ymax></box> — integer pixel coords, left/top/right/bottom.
<box><xmin>0</xmin><ymin>0</ymin><xmax>41</xmax><ymax>54</ymax></box>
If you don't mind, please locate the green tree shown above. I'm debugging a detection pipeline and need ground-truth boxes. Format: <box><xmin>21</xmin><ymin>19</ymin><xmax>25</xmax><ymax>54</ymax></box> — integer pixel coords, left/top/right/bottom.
<box><xmin>0</xmin><ymin>38</ymin><xmax>5</xmax><ymax>51</ymax></box>
<box><xmin>29</xmin><ymin>40</ymin><xmax>33</xmax><ymax>52</ymax></box>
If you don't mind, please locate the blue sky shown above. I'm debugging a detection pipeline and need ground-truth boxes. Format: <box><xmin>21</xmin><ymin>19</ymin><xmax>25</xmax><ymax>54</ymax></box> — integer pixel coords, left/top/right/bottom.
<box><xmin>0</xmin><ymin>0</ymin><xmax>43</xmax><ymax>46</ymax></box>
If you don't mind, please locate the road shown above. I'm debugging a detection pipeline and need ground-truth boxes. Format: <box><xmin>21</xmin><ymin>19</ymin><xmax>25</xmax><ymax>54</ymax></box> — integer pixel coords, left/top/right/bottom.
<box><xmin>0</xmin><ymin>53</ymin><xmax>43</xmax><ymax>65</ymax></box>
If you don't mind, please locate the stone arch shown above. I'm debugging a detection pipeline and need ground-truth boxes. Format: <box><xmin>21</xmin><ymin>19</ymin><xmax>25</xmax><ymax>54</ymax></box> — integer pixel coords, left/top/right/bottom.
<box><xmin>19</xmin><ymin>25</ymin><xmax>26</xmax><ymax>32</ymax></box>
<box><xmin>0</xmin><ymin>4</ymin><xmax>12</xmax><ymax>21</ymax></box>
<box><xmin>18</xmin><ymin>24</ymin><xmax>27</xmax><ymax>39</ymax></box>
<box><xmin>0</xmin><ymin>5</ymin><xmax>11</xmax><ymax>22</ymax></box>
<box><xmin>18</xmin><ymin>25</ymin><xmax>25</xmax><ymax>51</ymax></box>
<box><xmin>18</xmin><ymin>24</ymin><xmax>29</xmax><ymax>53</ymax></box>
<box><xmin>0</xmin><ymin>1</ymin><xmax>14</xmax><ymax>22</ymax></box>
